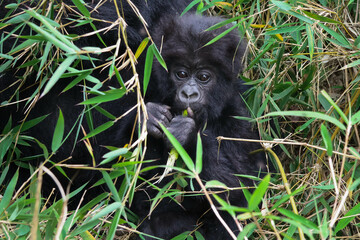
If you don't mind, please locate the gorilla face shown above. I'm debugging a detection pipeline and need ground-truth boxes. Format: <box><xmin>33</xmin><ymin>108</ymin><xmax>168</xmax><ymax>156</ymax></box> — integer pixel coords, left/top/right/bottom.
<box><xmin>171</xmin><ymin>64</ymin><xmax>216</xmax><ymax>114</ymax></box>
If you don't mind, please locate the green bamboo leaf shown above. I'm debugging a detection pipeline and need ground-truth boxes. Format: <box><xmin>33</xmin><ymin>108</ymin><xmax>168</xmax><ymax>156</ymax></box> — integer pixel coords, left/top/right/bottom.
<box><xmin>143</xmin><ymin>44</ymin><xmax>154</xmax><ymax>96</ymax></box>
<box><xmin>320</xmin><ymin>124</ymin><xmax>333</xmax><ymax>156</ymax></box>
<box><xmin>206</xmin><ymin>15</ymin><xmax>245</xmax><ymax>31</ymax></box>
<box><xmin>204</xmin><ymin>23</ymin><xmax>238</xmax><ymax>46</ymax></box>
<box><xmin>6</xmin><ymin>12</ymin><xmax>31</xmax><ymax>24</ymax></box>
<box><xmin>62</xmin><ymin>70</ymin><xmax>92</xmax><ymax>92</ymax></box>
<box><xmin>107</xmin><ymin>210</ymin><xmax>121</xmax><ymax>240</ymax></box>
<box><xmin>265</xmin><ymin>111</ymin><xmax>346</xmax><ymax>130</ymax></box>
<box><xmin>318</xmin><ymin>23</ymin><xmax>350</xmax><ymax>47</ymax></box>
<box><xmin>51</xmin><ymin>108</ymin><xmax>65</xmax><ymax>152</ymax></box>
<box><xmin>160</xmin><ymin>123</ymin><xmax>194</xmax><ymax>172</ymax></box>
<box><xmin>0</xmin><ymin>53</ymin><xmax>13</xmax><ymax>60</ymax></box>
<box><xmin>71</xmin><ymin>0</ymin><xmax>90</xmax><ymax>17</ymax></box>
<box><xmin>70</xmin><ymin>202</ymin><xmax>122</xmax><ymax>237</ymax></box>
<box><xmin>29</xmin><ymin>22</ymin><xmax>75</xmax><ymax>53</ymax></box>
<box><xmin>37</xmin><ymin>41</ymin><xmax>52</xmax><ymax>80</ymax></box>
<box><xmin>151</xmin><ymin>44</ymin><xmax>167</xmax><ymax>71</ymax></box>
<box><xmin>335</xmin><ymin>202</ymin><xmax>360</xmax><ymax>233</ymax></box>
<box><xmin>278</xmin><ymin>208</ymin><xmax>319</xmax><ymax>230</ymax></box>
<box><xmin>321</xmin><ymin>90</ymin><xmax>349</xmax><ymax>125</ymax></box>
<box><xmin>25</xmin><ymin>9</ymin><xmax>79</xmax><ymax>51</ymax></box>
<box><xmin>181</xmin><ymin>0</ymin><xmax>201</xmax><ymax>16</ymax></box>
<box><xmin>81</xmin><ymin>88</ymin><xmax>126</xmax><ymax>105</ymax></box>
<box><xmin>306</xmin><ymin>24</ymin><xmax>314</xmax><ymax>61</ymax></box>
<box><xmin>271</xmin><ymin>0</ymin><xmax>292</xmax><ymax>11</ymax></box>
<box><xmin>13</xmin><ymin>115</ymin><xmax>49</xmax><ymax>132</ymax></box>
<box><xmin>195</xmin><ymin>133</ymin><xmax>203</xmax><ymax>174</ymax></box>
<box><xmin>236</xmin><ymin>222</ymin><xmax>256</xmax><ymax>240</ymax></box>
<box><xmin>0</xmin><ymin>169</ymin><xmax>18</xmax><ymax>215</ymax></box>
<box><xmin>245</xmin><ymin>40</ymin><xmax>275</xmax><ymax>71</ymax></box>
<box><xmin>205</xmin><ymin>180</ymin><xmax>227</xmax><ymax>189</ymax></box>
<box><xmin>101</xmin><ymin>171</ymin><xmax>121</xmax><ymax>202</ymax></box>
<box><xmin>303</xmin><ymin>10</ymin><xmax>341</xmax><ymax>24</ymax></box>
<box><xmin>41</xmin><ymin>55</ymin><xmax>77</xmax><ymax>97</ymax></box>
<box><xmin>82</xmin><ymin>121</ymin><xmax>114</xmax><ymax>140</ymax></box>
<box><xmin>100</xmin><ymin>148</ymin><xmax>128</xmax><ymax>165</ymax></box>
<box><xmin>248</xmin><ymin>174</ymin><xmax>270</xmax><ymax>211</ymax></box>
<box><xmin>341</xmin><ymin>59</ymin><xmax>360</xmax><ymax>70</ymax></box>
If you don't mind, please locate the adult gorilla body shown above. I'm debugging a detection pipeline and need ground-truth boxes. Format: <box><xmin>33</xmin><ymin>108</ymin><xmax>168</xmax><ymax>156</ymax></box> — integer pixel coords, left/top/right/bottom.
<box><xmin>0</xmin><ymin>1</ymin><xmax>269</xmax><ymax>239</ymax></box>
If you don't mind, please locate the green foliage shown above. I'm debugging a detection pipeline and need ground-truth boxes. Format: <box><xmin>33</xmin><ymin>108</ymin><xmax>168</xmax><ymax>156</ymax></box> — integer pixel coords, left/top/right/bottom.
<box><xmin>1</xmin><ymin>0</ymin><xmax>360</xmax><ymax>239</ymax></box>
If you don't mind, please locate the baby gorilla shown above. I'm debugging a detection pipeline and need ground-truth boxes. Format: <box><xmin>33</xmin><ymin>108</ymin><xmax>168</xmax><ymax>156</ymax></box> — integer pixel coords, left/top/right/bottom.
<box><xmin>131</xmin><ymin>14</ymin><xmax>269</xmax><ymax>239</ymax></box>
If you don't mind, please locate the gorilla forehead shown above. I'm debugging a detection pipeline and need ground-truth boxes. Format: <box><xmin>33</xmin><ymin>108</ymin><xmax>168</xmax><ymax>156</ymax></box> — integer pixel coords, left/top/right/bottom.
<box><xmin>154</xmin><ymin>14</ymin><xmax>243</xmax><ymax>76</ymax></box>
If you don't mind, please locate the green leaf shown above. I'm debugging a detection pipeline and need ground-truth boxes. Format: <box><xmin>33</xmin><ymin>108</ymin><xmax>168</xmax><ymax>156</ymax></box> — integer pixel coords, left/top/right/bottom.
<box><xmin>321</xmin><ymin>90</ymin><xmax>349</xmax><ymax>125</ymax></box>
<box><xmin>101</xmin><ymin>171</ymin><xmax>121</xmax><ymax>202</ymax></box>
<box><xmin>160</xmin><ymin>123</ymin><xmax>194</xmax><ymax>172</ymax></box>
<box><xmin>278</xmin><ymin>208</ymin><xmax>319</xmax><ymax>230</ymax></box>
<box><xmin>51</xmin><ymin>108</ymin><xmax>65</xmax><ymax>152</ymax></box>
<box><xmin>205</xmin><ymin>180</ymin><xmax>227</xmax><ymax>189</ymax></box>
<box><xmin>248</xmin><ymin>174</ymin><xmax>270</xmax><ymax>211</ymax></box>
<box><xmin>335</xmin><ymin>202</ymin><xmax>360</xmax><ymax>233</ymax></box>
<box><xmin>41</xmin><ymin>55</ymin><xmax>77</xmax><ymax>97</ymax></box>
<box><xmin>341</xmin><ymin>59</ymin><xmax>360</xmax><ymax>70</ymax></box>
<box><xmin>318</xmin><ymin>23</ymin><xmax>350</xmax><ymax>47</ymax></box>
<box><xmin>204</xmin><ymin>23</ymin><xmax>238</xmax><ymax>46</ymax></box>
<box><xmin>71</xmin><ymin>0</ymin><xmax>90</xmax><ymax>17</ymax></box>
<box><xmin>25</xmin><ymin>9</ymin><xmax>79</xmax><ymax>51</ymax></box>
<box><xmin>100</xmin><ymin>148</ymin><xmax>128</xmax><ymax>165</ymax></box>
<box><xmin>81</xmin><ymin>88</ymin><xmax>126</xmax><ymax>105</ymax></box>
<box><xmin>181</xmin><ymin>0</ymin><xmax>201</xmax><ymax>16</ymax></box>
<box><xmin>70</xmin><ymin>202</ymin><xmax>122</xmax><ymax>237</ymax></box>
<box><xmin>320</xmin><ymin>124</ymin><xmax>333</xmax><ymax>156</ymax></box>
<box><xmin>306</xmin><ymin>24</ymin><xmax>314</xmax><ymax>61</ymax></box>
<box><xmin>82</xmin><ymin>121</ymin><xmax>114</xmax><ymax>140</ymax></box>
<box><xmin>143</xmin><ymin>44</ymin><xmax>154</xmax><ymax>96</ymax></box>
<box><xmin>271</xmin><ymin>0</ymin><xmax>292</xmax><ymax>11</ymax></box>
<box><xmin>13</xmin><ymin>115</ymin><xmax>49</xmax><ymax>132</ymax></box>
<box><xmin>0</xmin><ymin>169</ymin><xmax>18</xmax><ymax>215</ymax></box>
<box><xmin>195</xmin><ymin>133</ymin><xmax>203</xmax><ymax>174</ymax></box>
<box><xmin>152</xmin><ymin>44</ymin><xmax>167</xmax><ymax>71</ymax></box>
<box><xmin>302</xmin><ymin>11</ymin><xmax>341</xmax><ymax>24</ymax></box>
<box><xmin>265</xmin><ymin>111</ymin><xmax>346</xmax><ymax>130</ymax></box>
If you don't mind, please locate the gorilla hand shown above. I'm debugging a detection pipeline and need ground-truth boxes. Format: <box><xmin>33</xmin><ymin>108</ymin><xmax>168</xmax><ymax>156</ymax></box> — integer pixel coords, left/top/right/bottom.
<box><xmin>165</xmin><ymin>116</ymin><xmax>196</xmax><ymax>149</ymax></box>
<box><xmin>146</xmin><ymin>102</ymin><xmax>173</xmax><ymax>139</ymax></box>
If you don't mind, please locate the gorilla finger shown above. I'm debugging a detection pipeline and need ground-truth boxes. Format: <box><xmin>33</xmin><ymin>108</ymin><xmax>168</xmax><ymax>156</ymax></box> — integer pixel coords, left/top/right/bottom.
<box><xmin>148</xmin><ymin>125</ymin><xmax>163</xmax><ymax>139</ymax></box>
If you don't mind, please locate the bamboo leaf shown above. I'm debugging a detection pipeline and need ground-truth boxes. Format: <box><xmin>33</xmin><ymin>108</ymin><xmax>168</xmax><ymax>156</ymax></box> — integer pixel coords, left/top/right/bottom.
<box><xmin>82</xmin><ymin>121</ymin><xmax>114</xmax><ymax>140</ymax></box>
<box><xmin>81</xmin><ymin>88</ymin><xmax>126</xmax><ymax>105</ymax></box>
<box><xmin>195</xmin><ymin>133</ymin><xmax>203</xmax><ymax>174</ymax></box>
<box><xmin>320</xmin><ymin>124</ymin><xmax>333</xmax><ymax>156</ymax></box>
<box><xmin>51</xmin><ymin>108</ymin><xmax>65</xmax><ymax>152</ymax></box>
<box><xmin>248</xmin><ymin>174</ymin><xmax>270</xmax><ymax>211</ymax></box>
<box><xmin>265</xmin><ymin>111</ymin><xmax>346</xmax><ymax>130</ymax></box>
<box><xmin>160</xmin><ymin>123</ymin><xmax>195</xmax><ymax>172</ymax></box>
<box><xmin>143</xmin><ymin>44</ymin><xmax>154</xmax><ymax>96</ymax></box>
<box><xmin>41</xmin><ymin>55</ymin><xmax>77</xmax><ymax>97</ymax></box>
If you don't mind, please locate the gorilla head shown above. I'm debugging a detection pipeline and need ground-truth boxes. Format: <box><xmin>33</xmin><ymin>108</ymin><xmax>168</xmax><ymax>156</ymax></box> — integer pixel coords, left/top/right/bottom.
<box><xmin>150</xmin><ymin>14</ymin><xmax>247</xmax><ymax>125</ymax></box>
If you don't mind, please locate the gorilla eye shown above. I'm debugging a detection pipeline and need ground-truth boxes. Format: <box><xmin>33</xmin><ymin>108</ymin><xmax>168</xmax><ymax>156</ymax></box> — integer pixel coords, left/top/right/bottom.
<box><xmin>176</xmin><ymin>71</ymin><xmax>189</xmax><ymax>79</ymax></box>
<box><xmin>198</xmin><ymin>73</ymin><xmax>210</xmax><ymax>82</ymax></box>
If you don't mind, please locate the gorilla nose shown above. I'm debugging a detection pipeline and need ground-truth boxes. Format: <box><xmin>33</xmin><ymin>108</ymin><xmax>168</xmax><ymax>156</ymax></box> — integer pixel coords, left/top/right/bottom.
<box><xmin>179</xmin><ymin>86</ymin><xmax>200</xmax><ymax>103</ymax></box>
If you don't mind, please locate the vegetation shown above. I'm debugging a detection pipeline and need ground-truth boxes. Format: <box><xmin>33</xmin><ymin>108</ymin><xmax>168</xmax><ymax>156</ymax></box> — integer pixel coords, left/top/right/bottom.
<box><xmin>1</xmin><ymin>0</ymin><xmax>360</xmax><ymax>239</ymax></box>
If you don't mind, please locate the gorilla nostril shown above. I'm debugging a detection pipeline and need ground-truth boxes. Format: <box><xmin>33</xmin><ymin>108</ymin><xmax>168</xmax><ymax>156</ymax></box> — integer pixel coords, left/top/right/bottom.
<box><xmin>180</xmin><ymin>89</ymin><xmax>200</xmax><ymax>103</ymax></box>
